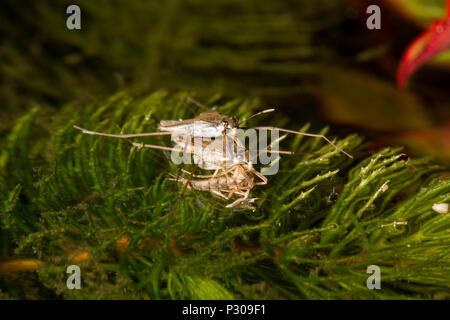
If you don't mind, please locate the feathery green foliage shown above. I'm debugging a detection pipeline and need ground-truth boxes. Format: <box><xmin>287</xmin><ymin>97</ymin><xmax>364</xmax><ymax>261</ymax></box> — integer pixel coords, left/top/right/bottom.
<box><xmin>0</xmin><ymin>91</ymin><xmax>449</xmax><ymax>299</ymax></box>
<box><xmin>0</xmin><ymin>0</ymin><xmax>344</xmax><ymax>121</ymax></box>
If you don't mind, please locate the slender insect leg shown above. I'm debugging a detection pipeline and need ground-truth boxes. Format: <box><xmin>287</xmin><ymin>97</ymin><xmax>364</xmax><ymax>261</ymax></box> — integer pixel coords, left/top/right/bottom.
<box><xmin>233</xmin><ymin>190</ymin><xmax>259</xmax><ymax>204</ymax></box>
<box><xmin>252</xmin><ymin>127</ymin><xmax>353</xmax><ymax>158</ymax></box>
<box><xmin>168</xmin><ymin>163</ymin><xmax>184</xmax><ymax>214</ymax></box>
<box><xmin>226</xmin><ymin>196</ymin><xmax>245</xmax><ymax>208</ymax></box>
<box><xmin>250</xmin><ymin>168</ymin><xmax>268</xmax><ymax>185</ymax></box>
<box><xmin>166</xmin><ymin>138</ymin><xmax>196</xmax><ymax>229</ymax></box>
<box><xmin>224</xmin><ymin>188</ymin><xmax>250</xmax><ymax>199</ymax></box>
<box><xmin>211</xmin><ymin>190</ymin><xmax>229</xmax><ymax>200</ymax></box>
<box><xmin>168</xmin><ymin>138</ymin><xmax>192</xmax><ymax>209</ymax></box>
<box><xmin>75</xmin><ymin>124</ymin><xmax>200</xmax><ymax>160</ymax></box>
<box><xmin>165</xmin><ymin>134</ymin><xmax>193</xmax><ymax>236</ymax></box>
<box><xmin>252</xmin><ymin>149</ymin><xmax>295</xmax><ymax>155</ymax></box>
<box><xmin>165</xmin><ymin>164</ymin><xmax>199</xmax><ymax>232</ymax></box>
<box><xmin>236</xmin><ymin>164</ymin><xmax>255</xmax><ymax>188</ymax></box>
<box><xmin>181</xmin><ymin>167</ymin><xmax>233</xmax><ymax>179</ymax></box>
<box><xmin>237</xmin><ymin>109</ymin><xmax>275</xmax><ymax>126</ymax></box>
<box><xmin>225</xmin><ymin>189</ymin><xmax>251</xmax><ymax>208</ymax></box>
<box><xmin>131</xmin><ymin>141</ymin><xmax>192</xmax><ymax>153</ymax></box>
<box><xmin>226</xmin><ymin>190</ymin><xmax>237</xmax><ymax>200</ymax></box>
<box><xmin>73</xmin><ymin>125</ymin><xmax>172</xmax><ymax>138</ymax></box>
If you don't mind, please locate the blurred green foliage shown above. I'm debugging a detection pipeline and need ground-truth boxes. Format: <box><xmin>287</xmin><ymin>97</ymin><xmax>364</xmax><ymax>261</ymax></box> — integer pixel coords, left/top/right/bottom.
<box><xmin>0</xmin><ymin>0</ymin><xmax>344</xmax><ymax>116</ymax></box>
<box><xmin>387</xmin><ymin>0</ymin><xmax>446</xmax><ymax>25</ymax></box>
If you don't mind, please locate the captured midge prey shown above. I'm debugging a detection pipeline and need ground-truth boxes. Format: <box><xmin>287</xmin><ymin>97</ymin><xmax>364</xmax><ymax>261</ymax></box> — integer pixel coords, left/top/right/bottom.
<box><xmin>171</xmin><ymin>164</ymin><xmax>267</xmax><ymax>208</ymax></box>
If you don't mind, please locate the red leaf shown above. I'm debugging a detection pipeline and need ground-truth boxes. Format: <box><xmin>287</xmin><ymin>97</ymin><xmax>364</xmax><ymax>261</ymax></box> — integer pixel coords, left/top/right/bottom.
<box><xmin>397</xmin><ymin>0</ymin><xmax>450</xmax><ymax>88</ymax></box>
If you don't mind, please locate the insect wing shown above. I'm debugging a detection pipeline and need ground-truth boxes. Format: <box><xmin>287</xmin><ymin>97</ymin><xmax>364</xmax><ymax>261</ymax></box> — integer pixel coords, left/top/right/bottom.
<box><xmin>158</xmin><ymin>119</ymin><xmax>224</xmax><ymax>138</ymax></box>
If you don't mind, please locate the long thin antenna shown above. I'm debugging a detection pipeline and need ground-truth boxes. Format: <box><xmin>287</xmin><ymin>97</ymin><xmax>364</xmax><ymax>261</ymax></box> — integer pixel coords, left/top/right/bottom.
<box><xmin>238</xmin><ymin>109</ymin><xmax>275</xmax><ymax>126</ymax></box>
<box><xmin>186</xmin><ymin>96</ymin><xmax>211</xmax><ymax>111</ymax></box>
<box><xmin>165</xmin><ymin>163</ymin><xmax>199</xmax><ymax>234</ymax></box>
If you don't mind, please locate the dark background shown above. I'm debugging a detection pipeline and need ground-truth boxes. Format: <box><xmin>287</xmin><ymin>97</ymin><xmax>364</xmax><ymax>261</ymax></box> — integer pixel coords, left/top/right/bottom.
<box><xmin>0</xmin><ymin>0</ymin><xmax>449</xmax><ymax>159</ymax></box>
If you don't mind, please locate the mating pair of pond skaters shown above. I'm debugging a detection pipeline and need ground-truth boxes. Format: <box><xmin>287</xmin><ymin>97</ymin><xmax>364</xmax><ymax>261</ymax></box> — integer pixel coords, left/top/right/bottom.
<box><xmin>74</xmin><ymin>109</ymin><xmax>352</xmax><ymax>208</ymax></box>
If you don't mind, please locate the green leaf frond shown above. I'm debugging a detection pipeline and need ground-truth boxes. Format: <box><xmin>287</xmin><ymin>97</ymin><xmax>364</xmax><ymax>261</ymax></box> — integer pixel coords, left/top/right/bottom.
<box><xmin>0</xmin><ymin>91</ymin><xmax>449</xmax><ymax>299</ymax></box>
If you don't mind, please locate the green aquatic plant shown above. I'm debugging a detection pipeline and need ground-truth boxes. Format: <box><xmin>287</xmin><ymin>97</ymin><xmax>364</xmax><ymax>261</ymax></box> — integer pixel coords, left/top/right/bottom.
<box><xmin>0</xmin><ymin>91</ymin><xmax>449</xmax><ymax>299</ymax></box>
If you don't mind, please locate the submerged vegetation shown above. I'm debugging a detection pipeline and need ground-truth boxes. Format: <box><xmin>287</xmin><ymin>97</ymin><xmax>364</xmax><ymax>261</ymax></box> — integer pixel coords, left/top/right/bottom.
<box><xmin>0</xmin><ymin>0</ymin><xmax>449</xmax><ymax>299</ymax></box>
<box><xmin>0</xmin><ymin>91</ymin><xmax>449</xmax><ymax>299</ymax></box>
